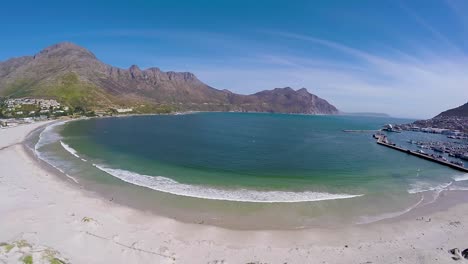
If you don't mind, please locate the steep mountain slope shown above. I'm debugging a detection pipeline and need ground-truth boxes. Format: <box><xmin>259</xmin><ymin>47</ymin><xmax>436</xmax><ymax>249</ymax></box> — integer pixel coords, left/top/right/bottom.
<box><xmin>409</xmin><ymin>102</ymin><xmax>468</xmax><ymax>132</ymax></box>
<box><xmin>435</xmin><ymin>102</ymin><xmax>468</xmax><ymax>118</ymax></box>
<box><xmin>0</xmin><ymin>42</ymin><xmax>338</xmax><ymax>114</ymax></box>
<box><xmin>227</xmin><ymin>87</ymin><xmax>338</xmax><ymax>114</ymax></box>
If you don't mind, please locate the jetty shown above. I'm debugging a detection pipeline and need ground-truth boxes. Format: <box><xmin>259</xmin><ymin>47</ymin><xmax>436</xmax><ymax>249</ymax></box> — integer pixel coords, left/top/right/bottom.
<box><xmin>374</xmin><ymin>134</ymin><xmax>468</xmax><ymax>172</ymax></box>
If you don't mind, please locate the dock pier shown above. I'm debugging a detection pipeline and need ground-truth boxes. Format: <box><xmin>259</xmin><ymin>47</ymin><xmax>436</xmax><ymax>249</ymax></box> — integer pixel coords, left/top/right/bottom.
<box><xmin>374</xmin><ymin>134</ymin><xmax>468</xmax><ymax>172</ymax></box>
<box><xmin>343</xmin><ymin>129</ymin><xmax>379</xmax><ymax>133</ymax></box>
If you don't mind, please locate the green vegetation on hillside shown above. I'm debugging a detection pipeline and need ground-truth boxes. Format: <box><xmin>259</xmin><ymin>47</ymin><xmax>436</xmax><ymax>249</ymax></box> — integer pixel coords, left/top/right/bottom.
<box><xmin>2</xmin><ymin>79</ymin><xmax>38</xmax><ymax>98</ymax></box>
<box><xmin>40</xmin><ymin>73</ymin><xmax>113</xmax><ymax>109</ymax></box>
<box><xmin>0</xmin><ymin>72</ymin><xmax>178</xmax><ymax>116</ymax></box>
<box><xmin>2</xmin><ymin>73</ymin><xmax>114</xmax><ymax>110</ymax></box>
<box><xmin>133</xmin><ymin>104</ymin><xmax>174</xmax><ymax>114</ymax></box>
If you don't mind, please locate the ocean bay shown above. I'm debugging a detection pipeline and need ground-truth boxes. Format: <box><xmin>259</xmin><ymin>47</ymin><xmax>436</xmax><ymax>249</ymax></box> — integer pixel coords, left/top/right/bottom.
<box><xmin>32</xmin><ymin>113</ymin><xmax>467</xmax><ymax>228</ymax></box>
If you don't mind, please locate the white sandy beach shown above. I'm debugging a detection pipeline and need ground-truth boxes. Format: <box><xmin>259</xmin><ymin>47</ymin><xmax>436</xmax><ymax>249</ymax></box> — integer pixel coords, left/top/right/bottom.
<box><xmin>0</xmin><ymin>122</ymin><xmax>467</xmax><ymax>263</ymax></box>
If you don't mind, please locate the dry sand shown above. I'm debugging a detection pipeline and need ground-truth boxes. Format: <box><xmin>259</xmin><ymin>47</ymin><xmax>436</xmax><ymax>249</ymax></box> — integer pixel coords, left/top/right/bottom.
<box><xmin>0</xmin><ymin>121</ymin><xmax>467</xmax><ymax>263</ymax></box>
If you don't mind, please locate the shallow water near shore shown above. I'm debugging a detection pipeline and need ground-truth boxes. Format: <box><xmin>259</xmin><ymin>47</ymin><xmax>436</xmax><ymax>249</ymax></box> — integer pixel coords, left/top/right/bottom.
<box><xmin>29</xmin><ymin>113</ymin><xmax>468</xmax><ymax>229</ymax></box>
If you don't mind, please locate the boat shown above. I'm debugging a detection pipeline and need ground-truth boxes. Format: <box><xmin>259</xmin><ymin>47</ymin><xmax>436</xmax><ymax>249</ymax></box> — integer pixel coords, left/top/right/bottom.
<box><xmin>433</xmin><ymin>147</ymin><xmax>444</xmax><ymax>153</ymax></box>
<box><xmin>451</xmin><ymin>160</ymin><xmax>464</xmax><ymax>167</ymax></box>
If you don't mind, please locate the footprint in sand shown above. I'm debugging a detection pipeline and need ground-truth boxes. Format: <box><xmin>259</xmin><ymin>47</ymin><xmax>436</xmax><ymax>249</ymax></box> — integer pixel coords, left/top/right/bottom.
<box><xmin>158</xmin><ymin>246</ymin><xmax>177</xmax><ymax>261</ymax></box>
<box><xmin>159</xmin><ymin>246</ymin><xmax>170</xmax><ymax>254</ymax></box>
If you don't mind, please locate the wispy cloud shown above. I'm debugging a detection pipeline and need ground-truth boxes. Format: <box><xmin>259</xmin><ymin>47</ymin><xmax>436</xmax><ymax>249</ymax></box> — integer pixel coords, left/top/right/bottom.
<box><xmin>190</xmin><ymin>32</ymin><xmax>468</xmax><ymax>118</ymax></box>
<box><xmin>445</xmin><ymin>0</ymin><xmax>468</xmax><ymax>34</ymax></box>
<box><xmin>397</xmin><ymin>1</ymin><xmax>464</xmax><ymax>55</ymax></box>
<box><xmin>62</xmin><ymin>8</ymin><xmax>468</xmax><ymax>118</ymax></box>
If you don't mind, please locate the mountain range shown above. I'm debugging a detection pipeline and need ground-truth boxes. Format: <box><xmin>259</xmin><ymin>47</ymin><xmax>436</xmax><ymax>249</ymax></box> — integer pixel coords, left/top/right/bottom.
<box><xmin>0</xmin><ymin>42</ymin><xmax>338</xmax><ymax>115</ymax></box>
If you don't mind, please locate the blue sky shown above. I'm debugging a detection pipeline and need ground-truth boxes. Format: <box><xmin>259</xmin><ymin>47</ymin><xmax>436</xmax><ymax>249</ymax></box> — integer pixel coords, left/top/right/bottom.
<box><xmin>1</xmin><ymin>0</ymin><xmax>467</xmax><ymax>118</ymax></box>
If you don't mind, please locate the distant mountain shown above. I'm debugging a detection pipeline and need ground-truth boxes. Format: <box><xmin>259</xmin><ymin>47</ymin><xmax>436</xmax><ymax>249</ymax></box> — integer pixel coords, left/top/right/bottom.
<box><xmin>409</xmin><ymin>102</ymin><xmax>468</xmax><ymax>132</ymax></box>
<box><xmin>227</xmin><ymin>87</ymin><xmax>338</xmax><ymax>114</ymax></box>
<box><xmin>342</xmin><ymin>112</ymin><xmax>390</xmax><ymax>117</ymax></box>
<box><xmin>0</xmin><ymin>42</ymin><xmax>339</xmax><ymax>115</ymax></box>
<box><xmin>435</xmin><ymin>102</ymin><xmax>468</xmax><ymax>118</ymax></box>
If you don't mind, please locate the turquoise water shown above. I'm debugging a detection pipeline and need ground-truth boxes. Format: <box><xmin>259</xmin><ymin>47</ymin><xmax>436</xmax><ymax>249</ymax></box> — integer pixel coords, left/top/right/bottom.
<box><xmin>32</xmin><ymin>113</ymin><xmax>468</xmax><ymax>228</ymax></box>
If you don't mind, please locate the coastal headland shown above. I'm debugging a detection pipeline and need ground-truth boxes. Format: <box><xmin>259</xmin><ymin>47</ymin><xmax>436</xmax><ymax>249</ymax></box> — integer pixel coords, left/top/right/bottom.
<box><xmin>1</xmin><ymin>121</ymin><xmax>468</xmax><ymax>263</ymax></box>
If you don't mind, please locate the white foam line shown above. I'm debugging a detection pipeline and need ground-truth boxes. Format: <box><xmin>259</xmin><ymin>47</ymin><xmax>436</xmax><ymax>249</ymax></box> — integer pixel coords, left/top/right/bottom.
<box><xmin>357</xmin><ymin>194</ymin><xmax>424</xmax><ymax>225</ymax></box>
<box><xmin>447</xmin><ymin>186</ymin><xmax>468</xmax><ymax>191</ymax></box>
<box><xmin>93</xmin><ymin>164</ymin><xmax>364</xmax><ymax>203</ymax></box>
<box><xmin>406</xmin><ymin>180</ymin><xmax>453</xmax><ymax>205</ymax></box>
<box><xmin>35</xmin><ymin>121</ymin><xmax>68</xmax><ymax>150</ymax></box>
<box><xmin>453</xmin><ymin>173</ymin><xmax>468</xmax><ymax>182</ymax></box>
<box><xmin>60</xmin><ymin>141</ymin><xmax>80</xmax><ymax>159</ymax></box>
<box><xmin>35</xmin><ymin>151</ymin><xmax>80</xmax><ymax>184</ymax></box>
<box><xmin>34</xmin><ymin>121</ymin><xmax>80</xmax><ymax>184</ymax></box>
<box><xmin>422</xmin><ymin>187</ymin><xmax>446</xmax><ymax>206</ymax></box>
<box><xmin>407</xmin><ymin>181</ymin><xmax>453</xmax><ymax>194</ymax></box>
<box><xmin>65</xmin><ymin>174</ymin><xmax>80</xmax><ymax>184</ymax></box>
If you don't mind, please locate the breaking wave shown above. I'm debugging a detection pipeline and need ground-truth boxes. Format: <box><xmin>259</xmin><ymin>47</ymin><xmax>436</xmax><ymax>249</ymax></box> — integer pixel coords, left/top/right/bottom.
<box><xmin>60</xmin><ymin>141</ymin><xmax>80</xmax><ymax>158</ymax></box>
<box><xmin>407</xmin><ymin>181</ymin><xmax>453</xmax><ymax>194</ymax></box>
<box><xmin>60</xmin><ymin>140</ymin><xmax>87</xmax><ymax>161</ymax></box>
<box><xmin>35</xmin><ymin>121</ymin><xmax>67</xmax><ymax>150</ymax></box>
<box><xmin>33</xmin><ymin>121</ymin><xmax>79</xmax><ymax>184</ymax></box>
<box><xmin>93</xmin><ymin>164</ymin><xmax>364</xmax><ymax>203</ymax></box>
<box><xmin>452</xmin><ymin>173</ymin><xmax>468</xmax><ymax>182</ymax></box>
<box><xmin>407</xmin><ymin>181</ymin><xmax>459</xmax><ymax>205</ymax></box>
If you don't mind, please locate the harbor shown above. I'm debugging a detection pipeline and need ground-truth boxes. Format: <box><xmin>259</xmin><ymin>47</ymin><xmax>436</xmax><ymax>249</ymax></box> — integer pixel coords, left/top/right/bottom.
<box><xmin>374</xmin><ymin>134</ymin><xmax>468</xmax><ymax>172</ymax></box>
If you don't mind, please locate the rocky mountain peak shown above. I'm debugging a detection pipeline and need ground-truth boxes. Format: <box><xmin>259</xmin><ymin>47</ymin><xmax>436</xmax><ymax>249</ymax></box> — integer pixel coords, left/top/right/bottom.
<box><xmin>129</xmin><ymin>65</ymin><xmax>143</xmax><ymax>79</ymax></box>
<box><xmin>129</xmin><ymin>64</ymin><xmax>141</xmax><ymax>71</ymax></box>
<box><xmin>146</xmin><ymin>67</ymin><xmax>162</xmax><ymax>73</ymax></box>
<box><xmin>166</xmin><ymin>71</ymin><xmax>197</xmax><ymax>82</ymax></box>
<box><xmin>34</xmin><ymin>42</ymin><xmax>97</xmax><ymax>60</ymax></box>
<box><xmin>297</xmin><ymin>88</ymin><xmax>309</xmax><ymax>94</ymax></box>
<box><xmin>279</xmin><ymin>87</ymin><xmax>294</xmax><ymax>91</ymax></box>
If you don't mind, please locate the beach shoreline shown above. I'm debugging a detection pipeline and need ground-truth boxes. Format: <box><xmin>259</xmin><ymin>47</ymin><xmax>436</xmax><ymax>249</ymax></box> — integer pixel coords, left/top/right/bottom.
<box><xmin>30</xmin><ymin>116</ymin><xmax>468</xmax><ymax>230</ymax></box>
<box><xmin>1</xmin><ymin>121</ymin><xmax>467</xmax><ymax>263</ymax></box>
